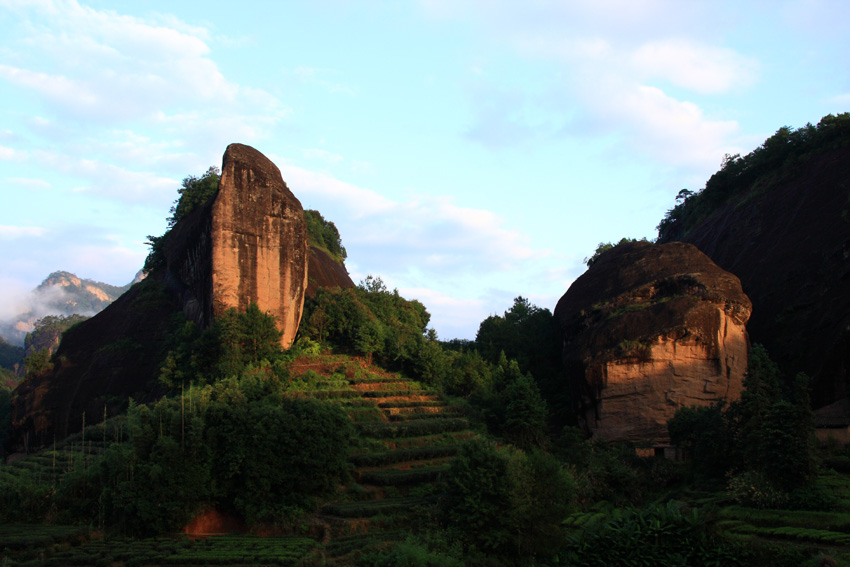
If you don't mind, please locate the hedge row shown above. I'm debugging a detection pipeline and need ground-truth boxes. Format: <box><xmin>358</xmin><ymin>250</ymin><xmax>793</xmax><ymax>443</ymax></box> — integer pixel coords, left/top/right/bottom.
<box><xmin>356</xmin><ymin>418</ymin><xmax>469</xmax><ymax>438</ymax></box>
<box><xmin>349</xmin><ymin>445</ymin><xmax>460</xmax><ymax>467</ymax></box>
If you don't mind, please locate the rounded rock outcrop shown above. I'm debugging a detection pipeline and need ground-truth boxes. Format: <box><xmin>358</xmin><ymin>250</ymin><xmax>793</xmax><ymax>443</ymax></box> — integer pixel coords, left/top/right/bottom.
<box><xmin>554</xmin><ymin>241</ymin><xmax>752</xmax><ymax>445</ymax></box>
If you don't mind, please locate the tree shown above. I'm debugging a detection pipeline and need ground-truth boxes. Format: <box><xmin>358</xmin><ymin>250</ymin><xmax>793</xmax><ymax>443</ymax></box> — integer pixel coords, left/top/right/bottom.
<box><xmin>22</xmin><ymin>347</ymin><xmax>52</xmax><ymax>376</ymax></box>
<box><xmin>669</xmin><ymin>344</ymin><xmax>817</xmax><ymax>494</ymax></box>
<box><xmin>168</xmin><ymin>167</ymin><xmax>220</xmax><ymax>227</ymax></box>
<box><xmin>304</xmin><ymin>209</ymin><xmax>347</xmax><ymax>262</ymax></box>
<box><xmin>205</xmin><ymin>398</ymin><xmax>351</xmax><ymax>523</ymax></box>
<box><xmin>667</xmin><ymin>403</ymin><xmax>732</xmax><ymax>482</ymax></box>
<box><xmin>144</xmin><ymin>166</ymin><xmax>220</xmax><ymax>272</ymax></box>
<box><xmin>584</xmin><ymin>237</ymin><xmax>647</xmax><ymax>267</ymax></box>
<box><xmin>443</xmin><ymin>440</ymin><xmax>575</xmax><ymax>560</ymax></box>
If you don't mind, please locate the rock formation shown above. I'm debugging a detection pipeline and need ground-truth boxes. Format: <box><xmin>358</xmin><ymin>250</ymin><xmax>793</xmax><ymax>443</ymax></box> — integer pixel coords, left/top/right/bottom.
<box><xmin>9</xmin><ymin>144</ymin><xmax>311</xmax><ymax>449</ymax></box>
<box><xmin>165</xmin><ymin>143</ymin><xmax>309</xmax><ymax>348</ymax></box>
<box><xmin>658</xmin><ymin>146</ymin><xmax>850</xmax><ymax>409</ymax></box>
<box><xmin>554</xmin><ymin>241</ymin><xmax>752</xmax><ymax>445</ymax></box>
<box><xmin>0</xmin><ymin>271</ymin><xmax>130</xmax><ymax>346</ymax></box>
<box><xmin>306</xmin><ymin>245</ymin><xmax>355</xmax><ymax>299</ymax></box>
<box><xmin>10</xmin><ymin>278</ymin><xmax>183</xmax><ymax>450</ymax></box>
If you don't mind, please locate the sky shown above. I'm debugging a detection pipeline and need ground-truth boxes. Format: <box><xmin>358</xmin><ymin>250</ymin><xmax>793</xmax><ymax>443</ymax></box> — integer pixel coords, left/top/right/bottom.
<box><xmin>0</xmin><ymin>0</ymin><xmax>848</xmax><ymax>340</ymax></box>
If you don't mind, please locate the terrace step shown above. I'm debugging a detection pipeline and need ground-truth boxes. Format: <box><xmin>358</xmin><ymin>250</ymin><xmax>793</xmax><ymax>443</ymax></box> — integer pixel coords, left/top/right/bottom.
<box><xmin>386</xmin><ymin>409</ymin><xmax>463</xmax><ymax>421</ymax></box>
<box><xmin>356</xmin><ymin>417</ymin><xmax>469</xmax><ymax>439</ymax></box>
<box><xmin>348</xmin><ymin>444</ymin><xmax>460</xmax><ymax>467</ymax></box>
<box><xmin>352</xmin><ymin>381</ymin><xmax>421</xmax><ymax>392</ymax></box>
<box><xmin>322</xmin><ymin>496</ymin><xmax>425</xmax><ymax>518</ymax></box>
<box><xmin>357</xmin><ymin>463</ymin><xmax>450</xmax><ymax>486</ymax></box>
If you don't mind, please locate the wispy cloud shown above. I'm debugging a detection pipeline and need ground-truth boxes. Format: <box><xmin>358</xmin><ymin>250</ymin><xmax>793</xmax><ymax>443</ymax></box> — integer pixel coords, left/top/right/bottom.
<box><xmin>5</xmin><ymin>177</ymin><xmax>51</xmax><ymax>190</ymax></box>
<box><xmin>0</xmin><ymin>145</ymin><xmax>26</xmax><ymax>160</ymax></box>
<box><xmin>283</xmin><ymin>162</ymin><xmax>542</xmax><ymax>272</ymax></box>
<box><xmin>0</xmin><ymin>225</ymin><xmax>46</xmax><ymax>238</ymax></box>
<box><xmin>423</xmin><ymin>0</ymin><xmax>753</xmax><ymax>170</ymax></box>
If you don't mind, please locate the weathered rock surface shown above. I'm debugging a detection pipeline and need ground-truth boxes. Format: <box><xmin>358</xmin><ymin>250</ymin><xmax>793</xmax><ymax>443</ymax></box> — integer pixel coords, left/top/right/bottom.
<box><xmin>554</xmin><ymin>241</ymin><xmax>752</xmax><ymax>445</ymax></box>
<box><xmin>166</xmin><ymin>143</ymin><xmax>309</xmax><ymax>347</ymax></box>
<box><xmin>658</xmin><ymin>147</ymin><xmax>850</xmax><ymax>409</ymax></box>
<box><xmin>9</xmin><ymin>144</ymin><xmax>311</xmax><ymax>449</ymax></box>
<box><xmin>306</xmin><ymin>245</ymin><xmax>355</xmax><ymax>299</ymax></box>
<box><xmin>10</xmin><ymin>277</ymin><xmax>180</xmax><ymax>450</ymax></box>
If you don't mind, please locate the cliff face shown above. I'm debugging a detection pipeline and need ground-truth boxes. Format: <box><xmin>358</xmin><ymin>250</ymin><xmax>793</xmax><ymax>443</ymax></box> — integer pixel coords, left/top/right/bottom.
<box><xmin>165</xmin><ymin>143</ymin><xmax>309</xmax><ymax>348</ymax></box>
<box><xmin>659</xmin><ymin>147</ymin><xmax>850</xmax><ymax>408</ymax></box>
<box><xmin>306</xmin><ymin>245</ymin><xmax>355</xmax><ymax>299</ymax></box>
<box><xmin>10</xmin><ymin>144</ymin><xmax>311</xmax><ymax>449</ymax></box>
<box><xmin>554</xmin><ymin>242</ymin><xmax>751</xmax><ymax>444</ymax></box>
<box><xmin>11</xmin><ymin>277</ymin><xmax>179</xmax><ymax>449</ymax></box>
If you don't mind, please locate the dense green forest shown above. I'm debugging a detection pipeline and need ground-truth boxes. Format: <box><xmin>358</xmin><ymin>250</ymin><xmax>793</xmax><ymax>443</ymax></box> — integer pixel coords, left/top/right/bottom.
<box><xmin>4</xmin><ymin>146</ymin><xmax>850</xmax><ymax>566</ymax></box>
<box><xmin>657</xmin><ymin>112</ymin><xmax>850</xmax><ymax>241</ymax></box>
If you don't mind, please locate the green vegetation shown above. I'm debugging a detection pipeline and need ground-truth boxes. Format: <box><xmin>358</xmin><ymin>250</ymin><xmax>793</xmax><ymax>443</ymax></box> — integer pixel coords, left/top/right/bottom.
<box><xmin>669</xmin><ymin>344</ymin><xmax>818</xmax><ymax>501</ymax></box>
<box><xmin>169</xmin><ymin>166</ymin><xmax>221</xmax><ymax>227</ymax></box>
<box><xmin>0</xmin><ymin>335</ymin><xmax>23</xmax><ymax>372</ymax></box>
<box><xmin>301</xmin><ymin>276</ymin><xmax>492</xmax><ymax>397</ymax></box>
<box><xmin>584</xmin><ymin>237</ymin><xmax>648</xmax><ymax>267</ymax></box>
<box><xmin>658</xmin><ymin>113</ymin><xmax>850</xmax><ymax>240</ymax></box>
<box><xmin>443</xmin><ymin>440</ymin><xmax>575</xmax><ymax>560</ymax></box>
<box><xmin>6</xmin><ymin>159</ymin><xmax>850</xmax><ymax>566</ymax></box>
<box><xmin>0</xmin><ymin>527</ymin><xmax>318</xmax><ymax>566</ymax></box>
<box><xmin>144</xmin><ymin>166</ymin><xmax>221</xmax><ymax>273</ymax></box>
<box><xmin>145</xmin><ymin>168</ymin><xmax>352</xmax><ymax>274</ymax></box>
<box><xmin>305</xmin><ymin>208</ymin><xmax>347</xmax><ymax>262</ymax></box>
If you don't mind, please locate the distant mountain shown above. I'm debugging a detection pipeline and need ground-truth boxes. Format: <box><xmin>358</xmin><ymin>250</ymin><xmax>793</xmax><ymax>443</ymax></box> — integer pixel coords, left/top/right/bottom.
<box><xmin>0</xmin><ymin>270</ymin><xmax>136</xmax><ymax>346</ymax></box>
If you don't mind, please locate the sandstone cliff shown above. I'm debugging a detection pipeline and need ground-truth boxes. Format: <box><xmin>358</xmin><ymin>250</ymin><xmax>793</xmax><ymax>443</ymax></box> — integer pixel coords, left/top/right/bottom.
<box><xmin>306</xmin><ymin>245</ymin><xmax>355</xmax><ymax>299</ymax></box>
<box><xmin>10</xmin><ymin>144</ymin><xmax>312</xmax><ymax>449</ymax></box>
<box><xmin>165</xmin><ymin>143</ymin><xmax>309</xmax><ymax>348</ymax></box>
<box><xmin>11</xmin><ymin>277</ymin><xmax>181</xmax><ymax>450</ymax></box>
<box><xmin>658</xmin><ymin>146</ymin><xmax>850</xmax><ymax>409</ymax></box>
<box><xmin>554</xmin><ymin>241</ymin><xmax>751</xmax><ymax>445</ymax></box>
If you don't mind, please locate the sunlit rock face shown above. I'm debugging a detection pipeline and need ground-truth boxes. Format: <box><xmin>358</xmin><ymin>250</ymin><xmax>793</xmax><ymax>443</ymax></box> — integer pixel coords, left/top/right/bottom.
<box><xmin>165</xmin><ymin>143</ymin><xmax>309</xmax><ymax>348</ymax></box>
<box><xmin>554</xmin><ymin>241</ymin><xmax>752</xmax><ymax>445</ymax></box>
<box><xmin>210</xmin><ymin>143</ymin><xmax>309</xmax><ymax>348</ymax></box>
<box><xmin>9</xmin><ymin>144</ymin><xmax>310</xmax><ymax>450</ymax></box>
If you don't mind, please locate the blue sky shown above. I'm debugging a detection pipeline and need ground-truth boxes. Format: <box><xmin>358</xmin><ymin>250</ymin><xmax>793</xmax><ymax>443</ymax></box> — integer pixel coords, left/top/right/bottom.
<box><xmin>1</xmin><ymin>0</ymin><xmax>848</xmax><ymax>339</ymax></box>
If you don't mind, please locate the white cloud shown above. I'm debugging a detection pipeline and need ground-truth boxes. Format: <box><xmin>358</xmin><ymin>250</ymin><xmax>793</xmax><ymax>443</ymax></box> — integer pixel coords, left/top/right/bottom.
<box><xmin>397</xmin><ymin>286</ymin><xmax>488</xmax><ymax>338</ymax></box>
<box><xmin>630</xmin><ymin>39</ymin><xmax>758</xmax><ymax>94</ymax></box>
<box><xmin>5</xmin><ymin>177</ymin><xmax>51</xmax><ymax>190</ymax></box>
<box><xmin>827</xmin><ymin>93</ymin><xmax>850</xmax><ymax>105</ymax></box>
<box><xmin>0</xmin><ymin>64</ymin><xmax>99</xmax><ymax>110</ymax></box>
<box><xmin>0</xmin><ymin>145</ymin><xmax>25</xmax><ymax>160</ymax></box>
<box><xmin>0</xmin><ymin>225</ymin><xmax>46</xmax><ymax>238</ymax></box>
<box><xmin>423</xmin><ymin>0</ymin><xmax>751</xmax><ymax>170</ymax></box>
<box><xmin>31</xmin><ymin>150</ymin><xmax>177</xmax><ymax>203</ymax></box>
<box><xmin>282</xmin><ymin>162</ymin><xmax>545</xmax><ymax>291</ymax></box>
<box><xmin>281</xmin><ymin>163</ymin><xmax>395</xmax><ymax>218</ymax></box>
<box><xmin>609</xmin><ymin>85</ymin><xmax>741</xmax><ymax>169</ymax></box>
<box><xmin>0</xmin><ymin>0</ymin><xmax>281</xmax><ymax>123</ymax></box>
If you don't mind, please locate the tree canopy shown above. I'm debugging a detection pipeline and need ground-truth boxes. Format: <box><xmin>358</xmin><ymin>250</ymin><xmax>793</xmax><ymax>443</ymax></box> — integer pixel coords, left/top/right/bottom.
<box><xmin>304</xmin><ymin>209</ymin><xmax>347</xmax><ymax>263</ymax></box>
<box><xmin>657</xmin><ymin>113</ymin><xmax>850</xmax><ymax>241</ymax></box>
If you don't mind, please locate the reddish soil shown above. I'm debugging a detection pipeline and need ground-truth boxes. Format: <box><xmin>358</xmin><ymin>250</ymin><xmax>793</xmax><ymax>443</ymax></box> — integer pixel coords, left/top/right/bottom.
<box><xmin>183</xmin><ymin>508</ymin><xmax>246</xmax><ymax>536</ymax></box>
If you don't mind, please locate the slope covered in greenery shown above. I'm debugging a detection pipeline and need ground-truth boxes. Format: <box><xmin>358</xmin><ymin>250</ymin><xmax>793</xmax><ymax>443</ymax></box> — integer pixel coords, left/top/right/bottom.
<box><xmin>657</xmin><ymin>112</ymin><xmax>850</xmax><ymax>241</ymax></box>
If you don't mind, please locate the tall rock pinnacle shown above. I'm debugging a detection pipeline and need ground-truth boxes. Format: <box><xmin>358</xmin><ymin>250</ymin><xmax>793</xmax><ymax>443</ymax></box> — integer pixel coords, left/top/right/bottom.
<box><xmin>210</xmin><ymin>143</ymin><xmax>309</xmax><ymax>347</ymax></box>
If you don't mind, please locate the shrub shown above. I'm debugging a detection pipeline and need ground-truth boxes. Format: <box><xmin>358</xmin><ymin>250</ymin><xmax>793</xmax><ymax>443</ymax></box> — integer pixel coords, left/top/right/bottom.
<box><xmin>726</xmin><ymin>470</ymin><xmax>790</xmax><ymax>509</ymax></box>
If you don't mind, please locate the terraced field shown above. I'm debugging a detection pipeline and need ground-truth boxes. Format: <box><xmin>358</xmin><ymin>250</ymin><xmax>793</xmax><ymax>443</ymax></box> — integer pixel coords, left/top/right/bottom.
<box><xmin>287</xmin><ymin>354</ymin><xmax>478</xmax><ymax>563</ymax></box>
<box><xmin>0</xmin><ymin>355</ymin><xmax>478</xmax><ymax>565</ymax></box>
